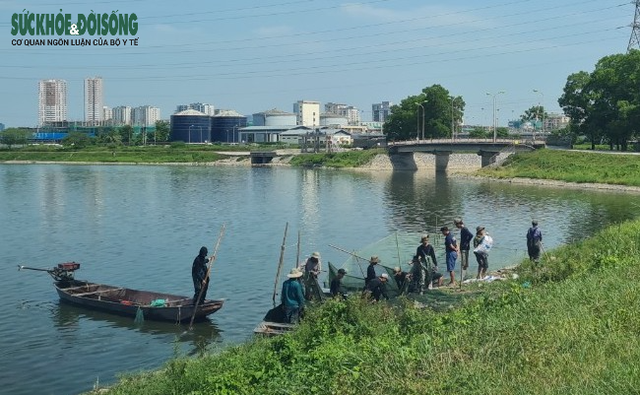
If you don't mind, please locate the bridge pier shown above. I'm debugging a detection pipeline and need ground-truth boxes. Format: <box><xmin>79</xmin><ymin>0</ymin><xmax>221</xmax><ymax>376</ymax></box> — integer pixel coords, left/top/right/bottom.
<box><xmin>478</xmin><ymin>150</ymin><xmax>499</xmax><ymax>167</ymax></box>
<box><xmin>434</xmin><ymin>151</ymin><xmax>451</xmax><ymax>172</ymax></box>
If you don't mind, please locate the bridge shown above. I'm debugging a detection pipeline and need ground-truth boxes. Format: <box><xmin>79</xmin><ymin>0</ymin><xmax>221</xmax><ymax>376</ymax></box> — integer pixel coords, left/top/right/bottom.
<box><xmin>387</xmin><ymin>138</ymin><xmax>544</xmax><ymax>171</ymax></box>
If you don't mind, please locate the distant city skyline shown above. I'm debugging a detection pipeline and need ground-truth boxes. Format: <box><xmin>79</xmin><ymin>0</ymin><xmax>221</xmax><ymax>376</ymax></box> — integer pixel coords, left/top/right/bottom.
<box><xmin>0</xmin><ymin>0</ymin><xmax>633</xmax><ymax>128</ymax></box>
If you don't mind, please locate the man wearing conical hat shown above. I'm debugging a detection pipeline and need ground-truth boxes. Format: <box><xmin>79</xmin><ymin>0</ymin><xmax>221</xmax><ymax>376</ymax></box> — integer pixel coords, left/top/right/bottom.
<box><xmin>281</xmin><ymin>268</ymin><xmax>305</xmax><ymax>324</ymax></box>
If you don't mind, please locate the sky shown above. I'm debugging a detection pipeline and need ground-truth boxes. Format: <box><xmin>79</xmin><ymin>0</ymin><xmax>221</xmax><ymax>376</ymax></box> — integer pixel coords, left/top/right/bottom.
<box><xmin>0</xmin><ymin>0</ymin><xmax>634</xmax><ymax>128</ymax></box>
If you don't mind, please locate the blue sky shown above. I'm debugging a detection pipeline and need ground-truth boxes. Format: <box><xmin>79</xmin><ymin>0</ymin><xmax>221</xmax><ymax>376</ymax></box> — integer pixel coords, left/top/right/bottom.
<box><xmin>0</xmin><ymin>0</ymin><xmax>633</xmax><ymax>127</ymax></box>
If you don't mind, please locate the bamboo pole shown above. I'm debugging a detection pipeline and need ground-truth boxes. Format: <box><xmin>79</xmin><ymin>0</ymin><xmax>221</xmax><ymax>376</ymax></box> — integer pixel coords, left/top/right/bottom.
<box><xmin>189</xmin><ymin>223</ymin><xmax>225</xmax><ymax>329</ymax></box>
<box><xmin>272</xmin><ymin>222</ymin><xmax>289</xmax><ymax>307</ymax></box>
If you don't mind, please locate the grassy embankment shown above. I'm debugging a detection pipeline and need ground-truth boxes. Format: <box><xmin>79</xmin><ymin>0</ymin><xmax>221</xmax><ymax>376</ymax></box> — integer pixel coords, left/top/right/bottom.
<box><xmin>0</xmin><ymin>145</ymin><xmax>384</xmax><ymax>168</ymax></box>
<box><xmin>479</xmin><ymin>149</ymin><xmax>640</xmax><ymax>186</ymax></box>
<box><xmin>90</xmin><ymin>218</ymin><xmax>640</xmax><ymax>395</ymax></box>
<box><xmin>288</xmin><ymin>149</ymin><xmax>385</xmax><ymax>168</ymax></box>
<box><xmin>0</xmin><ymin>144</ymin><xmax>254</xmax><ymax>163</ymax></box>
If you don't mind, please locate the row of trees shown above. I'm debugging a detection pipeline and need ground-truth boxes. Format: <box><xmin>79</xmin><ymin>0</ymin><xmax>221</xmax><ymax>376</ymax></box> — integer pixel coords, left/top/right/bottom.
<box><xmin>0</xmin><ymin>121</ymin><xmax>171</xmax><ymax>149</ymax></box>
<box><xmin>383</xmin><ymin>84</ymin><xmax>546</xmax><ymax>141</ymax></box>
<box><xmin>559</xmin><ymin>50</ymin><xmax>640</xmax><ymax>150</ymax></box>
<box><xmin>383</xmin><ymin>84</ymin><xmax>465</xmax><ymax>141</ymax></box>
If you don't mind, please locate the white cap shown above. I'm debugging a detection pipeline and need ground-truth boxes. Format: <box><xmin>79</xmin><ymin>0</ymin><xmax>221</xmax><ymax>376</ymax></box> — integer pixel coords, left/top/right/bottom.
<box><xmin>380</xmin><ymin>273</ymin><xmax>389</xmax><ymax>279</ymax></box>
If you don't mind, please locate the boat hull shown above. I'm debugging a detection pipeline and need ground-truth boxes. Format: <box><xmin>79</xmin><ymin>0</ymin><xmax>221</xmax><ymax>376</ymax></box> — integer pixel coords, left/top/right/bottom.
<box><xmin>54</xmin><ymin>280</ymin><xmax>223</xmax><ymax>323</ymax></box>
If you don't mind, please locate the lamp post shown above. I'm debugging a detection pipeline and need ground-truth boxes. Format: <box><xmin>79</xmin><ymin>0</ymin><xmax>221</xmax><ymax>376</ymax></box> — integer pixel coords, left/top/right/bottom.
<box><xmin>533</xmin><ymin>89</ymin><xmax>544</xmax><ymax>142</ymax></box>
<box><xmin>486</xmin><ymin>91</ymin><xmax>505</xmax><ymax>142</ymax></box>
<box><xmin>450</xmin><ymin>96</ymin><xmax>455</xmax><ymax>141</ymax></box>
<box><xmin>199</xmin><ymin>126</ymin><xmax>203</xmax><ymax>143</ymax></box>
<box><xmin>188</xmin><ymin>124</ymin><xmax>193</xmax><ymax>144</ymax></box>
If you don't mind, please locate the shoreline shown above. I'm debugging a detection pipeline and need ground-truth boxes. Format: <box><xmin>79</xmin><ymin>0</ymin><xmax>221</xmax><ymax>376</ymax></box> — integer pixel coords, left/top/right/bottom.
<box><xmin>3</xmin><ymin>155</ymin><xmax>640</xmax><ymax>193</ymax></box>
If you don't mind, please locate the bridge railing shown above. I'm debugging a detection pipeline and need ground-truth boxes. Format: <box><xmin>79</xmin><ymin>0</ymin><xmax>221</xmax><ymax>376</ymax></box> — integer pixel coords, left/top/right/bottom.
<box><xmin>387</xmin><ymin>138</ymin><xmax>524</xmax><ymax>147</ymax></box>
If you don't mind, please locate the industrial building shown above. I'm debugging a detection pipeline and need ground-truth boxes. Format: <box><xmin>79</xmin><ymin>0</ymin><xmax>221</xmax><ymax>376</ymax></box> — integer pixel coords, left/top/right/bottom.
<box><xmin>211</xmin><ymin>110</ymin><xmax>247</xmax><ymax>143</ymax></box>
<box><xmin>170</xmin><ymin>109</ymin><xmax>211</xmax><ymax>143</ymax></box>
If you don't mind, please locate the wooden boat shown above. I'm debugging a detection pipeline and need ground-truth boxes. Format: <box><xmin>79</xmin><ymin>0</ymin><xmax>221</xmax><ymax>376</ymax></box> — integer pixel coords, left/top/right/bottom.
<box><xmin>19</xmin><ymin>262</ymin><xmax>224</xmax><ymax>323</ymax></box>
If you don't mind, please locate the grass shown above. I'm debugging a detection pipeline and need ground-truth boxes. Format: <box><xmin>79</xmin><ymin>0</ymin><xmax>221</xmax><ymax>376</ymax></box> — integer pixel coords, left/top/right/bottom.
<box><xmin>89</xmin><ymin>219</ymin><xmax>640</xmax><ymax>395</ymax></box>
<box><xmin>288</xmin><ymin>149</ymin><xmax>384</xmax><ymax>168</ymax></box>
<box><xmin>0</xmin><ymin>145</ymin><xmax>240</xmax><ymax>163</ymax></box>
<box><xmin>479</xmin><ymin>149</ymin><xmax>640</xmax><ymax>186</ymax></box>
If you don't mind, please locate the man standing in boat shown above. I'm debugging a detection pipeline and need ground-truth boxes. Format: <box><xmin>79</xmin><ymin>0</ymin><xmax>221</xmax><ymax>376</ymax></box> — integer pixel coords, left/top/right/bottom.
<box><xmin>281</xmin><ymin>268</ymin><xmax>305</xmax><ymax>324</ymax></box>
<box><xmin>192</xmin><ymin>246</ymin><xmax>210</xmax><ymax>305</ymax></box>
<box><xmin>302</xmin><ymin>251</ymin><xmax>322</xmax><ymax>300</ymax></box>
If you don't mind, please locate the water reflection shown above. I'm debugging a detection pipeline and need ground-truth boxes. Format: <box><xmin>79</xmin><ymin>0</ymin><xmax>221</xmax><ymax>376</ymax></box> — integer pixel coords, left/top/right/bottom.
<box><xmin>51</xmin><ymin>302</ymin><xmax>222</xmax><ymax>357</ymax></box>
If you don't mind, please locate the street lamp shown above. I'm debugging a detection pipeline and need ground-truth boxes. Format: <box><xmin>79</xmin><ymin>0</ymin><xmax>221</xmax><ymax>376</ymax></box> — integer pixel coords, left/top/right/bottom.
<box><xmin>486</xmin><ymin>91</ymin><xmax>505</xmax><ymax>142</ymax></box>
<box><xmin>199</xmin><ymin>126</ymin><xmax>203</xmax><ymax>143</ymax></box>
<box><xmin>533</xmin><ymin>89</ymin><xmax>544</xmax><ymax>142</ymax></box>
<box><xmin>188</xmin><ymin>124</ymin><xmax>193</xmax><ymax>144</ymax></box>
<box><xmin>450</xmin><ymin>96</ymin><xmax>455</xmax><ymax>141</ymax></box>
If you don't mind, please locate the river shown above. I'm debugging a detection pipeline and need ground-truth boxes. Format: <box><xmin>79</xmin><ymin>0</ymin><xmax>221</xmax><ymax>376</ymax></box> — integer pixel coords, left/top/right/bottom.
<box><xmin>0</xmin><ymin>164</ymin><xmax>637</xmax><ymax>395</ymax></box>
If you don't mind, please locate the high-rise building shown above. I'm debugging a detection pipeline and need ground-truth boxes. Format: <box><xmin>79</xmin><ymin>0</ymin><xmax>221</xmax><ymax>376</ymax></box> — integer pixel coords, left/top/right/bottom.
<box><xmin>102</xmin><ymin>106</ymin><xmax>112</xmax><ymax>123</ymax></box>
<box><xmin>38</xmin><ymin>79</ymin><xmax>67</xmax><ymax>126</ymax></box>
<box><xmin>112</xmin><ymin>106</ymin><xmax>132</xmax><ymax>125</ymax></box>
<box><xmin>372</xmin><ymin>101</ymin><xmax>392</xmax><ymax>122</ymax></box>
<box><xmin>293</xmin><ymin>100</ymin><xmax>320</xmax><ymax>127</ymax></box>
<box><xmin>84</xmin><ymin>76</ymin><xmax>104</xmax><ymax>125</ymax></box>
<box><xmin>176</xmin><ymin>102</ymin><xmax>215</xmax><ymax>116</ymax></box>
<box><xmin>132</xmin><ymin>105</ymin><xmax>161</xmax><ymax>127</ymax></box>
<box><xmin>325</xmin><ymin>102</ymin><xmax>360</xmax><ymax>125</ymax></box>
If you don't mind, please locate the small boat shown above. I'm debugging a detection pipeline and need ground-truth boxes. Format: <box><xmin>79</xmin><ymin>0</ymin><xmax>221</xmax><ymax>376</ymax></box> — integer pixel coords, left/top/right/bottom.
<box><xmin>19</xmin><ymin>262</ymin><xmax>224</xmax><ymax>323</ymax></box>
<box><xmin>253</xmin><ymin>304</ymin><xmax>295</xmax><ymax>336</ymax></box>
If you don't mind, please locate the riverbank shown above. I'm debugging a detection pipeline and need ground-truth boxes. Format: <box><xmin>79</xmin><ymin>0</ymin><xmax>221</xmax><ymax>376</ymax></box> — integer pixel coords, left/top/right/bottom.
<box><xmin>88</xmin><ymin>218</ymin><xmax>640</xmax><ymax>395</ymax></box>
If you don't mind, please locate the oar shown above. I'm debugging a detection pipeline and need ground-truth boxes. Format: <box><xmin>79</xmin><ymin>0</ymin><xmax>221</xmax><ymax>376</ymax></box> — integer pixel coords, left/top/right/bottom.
<box><xmin>272</xmin><ymin>222</ymin><xmax>289</xmax><ymax>308</ymax></box>
<box><xmin>189</xmin><ymin>223</ymin><xmax>226</xmax><ymax>330</ymax></box>
<box><xmin>328</xmin><ymin>244</ymin><xmax>366</xmax><ymax>278</ymax></box>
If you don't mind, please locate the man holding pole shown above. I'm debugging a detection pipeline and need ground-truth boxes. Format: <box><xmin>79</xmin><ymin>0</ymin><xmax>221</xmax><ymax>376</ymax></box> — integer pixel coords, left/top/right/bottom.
<box><xmin>192</xmin><ymin>246</ymin><xmax>210</xmax><ymax>305</ymax></box>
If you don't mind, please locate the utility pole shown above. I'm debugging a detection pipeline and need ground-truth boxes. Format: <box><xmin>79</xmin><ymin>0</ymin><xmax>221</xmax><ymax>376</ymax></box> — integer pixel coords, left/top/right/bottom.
<box><xmin>629</xmin><ymin>0</ymin><xmax>640</xmax><ymax>52</ymax></box>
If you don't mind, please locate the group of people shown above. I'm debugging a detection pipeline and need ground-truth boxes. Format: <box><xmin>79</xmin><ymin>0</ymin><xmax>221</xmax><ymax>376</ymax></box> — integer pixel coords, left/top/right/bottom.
<box><xmin>190</xmin><ymin>219</ymin><xmax>542</xmax><ymax>324</ymax></box>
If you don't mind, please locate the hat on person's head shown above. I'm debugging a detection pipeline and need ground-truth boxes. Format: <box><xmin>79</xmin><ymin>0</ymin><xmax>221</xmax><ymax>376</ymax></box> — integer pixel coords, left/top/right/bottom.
<box><xmin>411</xmin><ymin>255</ymin><xmax>420</xmax><ymax>263</ymax></box>
<box><xmin>370</xmin><ymin>256</ymin><xmax>380</xmax><ymax>264</ymax></box>
<box><xmin>420</xmin><ymin>234</ymin><xmax>429</xmax><ymax>242</ymax></box>
<box><xmin>393</xmin><ymin>266</ymin><xmax>401</xmax><ymax>273</ymax></box>
<box><xmin>337</xmin><ymin>268</ymin><xmax>347</xmax><ymax>275</ymax></box>
<box><xmin>311</xmin><ymin>252</ymin><xmax>321</xmax><ymax>259</ymax></box>
<box><xmin>440</xmin><ymin>226</ymin><xmax>449</xmax><ymax>232</ymax></box>
<box><xmin>287</xmin><ymin>268</ymin><xmax>303</xmax><ymax>278</ymax></box>
<box><xmin>380</xmin><ymin>273</ymin><xmax>389</xmax><ymax>280</ymax></box>
<box><xmin>532</xmin><ymin>219</ymin><xmax>538</xmax><ymax>226</ymax></box>
<box><xmin>453</xmin><ymin>218</ymin><xmax>463</xmax><ymax>225</ymax></box>
<box><xmin>476</xmin><ymin>226</ymin><xmax>485</xmax><ymax>233</ymax></box>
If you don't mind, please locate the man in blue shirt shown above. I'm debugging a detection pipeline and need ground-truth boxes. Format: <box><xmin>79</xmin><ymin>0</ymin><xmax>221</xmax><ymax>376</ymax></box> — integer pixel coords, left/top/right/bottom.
<box><xmin>527</xmin><ymin>220</ymin><xmax>543</xmax><ymax>264</ymax></box>
<box><xmin>440</xmin><ymin>226</ymin><xmax>459</xmax><ymax>287</ymax></box>
<box><xmin>281</xmin><ymin>268</ymin><xmax>305</xmax><ymax>324</ymax></box>
<box><xmin>454</xmin><ymin>218</ymin><xmax>474</xmax><ymax>276</ymax></box>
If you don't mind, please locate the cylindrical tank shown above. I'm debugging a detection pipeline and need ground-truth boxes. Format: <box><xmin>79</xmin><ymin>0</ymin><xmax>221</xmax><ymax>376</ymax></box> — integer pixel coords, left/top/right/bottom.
<box><xmin>320</xmin><ymin>113</ymin><xmax>347</xmax><ymax>127</ymax></box>
<box><xmin>253</xmin><ymin>109</ymin><xmax>296</xmax><ymax>126</ymax></box>
<box><xmin>170</xmin><ymin>109</ymin><xmax>211</xmax><ymax>143</ymax></box>
<box><xmin>211</xmin><ymin>110</ymin><xmax>247</xmax><ymax>143</ymax></box>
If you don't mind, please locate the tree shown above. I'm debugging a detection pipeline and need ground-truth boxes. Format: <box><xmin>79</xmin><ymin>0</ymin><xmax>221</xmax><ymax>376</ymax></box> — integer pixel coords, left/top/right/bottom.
<box><xmin>155</xmin><ymin>120</ymin><xmax>170</xmax><ymax>143</ymax></box>
<box><xmin>383</xmin><ymin>84</ymin><xmax>465</xmax><ymax>141</ymax></box>
<box><xmin>468</xmin><ymin>126</ymin><xmax>489</xmax><ymax>139</ymax></box>
<box><xmin>520</xmin><ymin>106</ymin><xmax>547</xmax><ymax>130</ymax></box>
<box><xmin>0</xmin><ymin>128</ymin><xmax>32</xmax><ymax>148</ymax></box>
<box><xmin>559</xmin><ymin>50</ymin><xmax>640</xmax><ymax>150</ymax></box>
<box><xmin>119</xmin><ymin>125</ymin><xmax>134</xmax><ymax>146</ymax></box>
<box><xmin>62</xmin><ymin>132</ymin><xmax>92</xmax><ymax>148</ymax></box>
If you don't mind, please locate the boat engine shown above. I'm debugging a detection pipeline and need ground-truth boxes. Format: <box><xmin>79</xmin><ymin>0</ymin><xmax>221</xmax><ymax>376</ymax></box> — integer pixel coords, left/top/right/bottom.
<box><xmin>50</xmin><ymin>262</ymin><xmax>81</xmax><ymax>281</ymax></box>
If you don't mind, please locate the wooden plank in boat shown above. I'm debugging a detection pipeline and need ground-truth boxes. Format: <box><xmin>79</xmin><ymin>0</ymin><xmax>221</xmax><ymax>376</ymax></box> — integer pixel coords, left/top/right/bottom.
<box><xmin>71</xmin><ymin>288</ymin><xmax>124</xmax><ymax>297</ymax></box>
